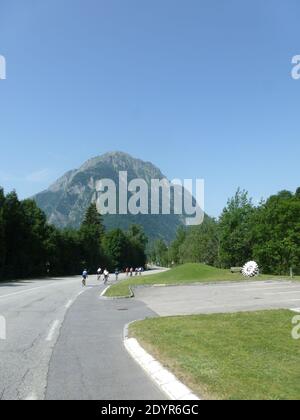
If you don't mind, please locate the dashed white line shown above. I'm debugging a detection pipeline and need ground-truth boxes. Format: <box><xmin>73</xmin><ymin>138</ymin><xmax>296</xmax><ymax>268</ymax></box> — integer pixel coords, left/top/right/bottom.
<box><xmin>46</xmin><ymin>320</ymin><xmax>60</xmax><ymax>342</ymax></box>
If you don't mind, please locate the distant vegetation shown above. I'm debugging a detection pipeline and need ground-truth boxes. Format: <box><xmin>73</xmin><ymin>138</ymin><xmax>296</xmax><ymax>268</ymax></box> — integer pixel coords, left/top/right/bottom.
<box><xmin>0</xmin><ymin>188</ymin><xmax>147</xmax><ymax>280</ymax></box>
<box><xmin>149</xmin><ymin>188</ymin><xmax>300</xmax><ymax>276</ymax></box>
<box><xmin>1</xmin><ymin>185</ymin><xmax>299</xmax><ymax>281</ymax></box>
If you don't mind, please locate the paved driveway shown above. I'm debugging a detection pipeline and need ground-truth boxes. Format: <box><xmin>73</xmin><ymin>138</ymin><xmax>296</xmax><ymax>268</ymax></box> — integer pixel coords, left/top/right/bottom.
<box><xmin>133</xmin><ymin>280</ymin><xmax>300</xmax><ymax>316</ymax></box>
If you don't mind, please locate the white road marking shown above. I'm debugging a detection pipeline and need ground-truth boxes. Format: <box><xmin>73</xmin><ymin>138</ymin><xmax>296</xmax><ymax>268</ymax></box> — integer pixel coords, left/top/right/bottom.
<box><xmin>290</xmin><ymin>308</ymin><xmax>300</xmax><ymax>313</ymax></box>
<box><xmin>46</xmin><ymin>320</ymin><xmax>60</xmax><ymax>342</ymax></box>
<box><xmin>24</xmin><ymin>392</ymin><xmax>38</xmax><ymax>400</ymax></box>
<box><xmin>100</xmin><ymin>286</ymin><xmax>110</xmax><ymax>296</ymax></box>
<box><xmin>199</xmin><ymin>282</ymin><xmax>292</xmax><ymax>289</ymax></box>
<box><xmin>65</xmin><ymin>299</ymin><xmax>73</xmax><ymax>309</ymax></box>
<box><xmin>264</xmin><ymin>291</ymin><xmax>300</xmax><ymax>296</ymax></box>
<box><xmin>245</xmin><ymin>286</ymin><xmax>300</xmax><ymax>292</ymax></box>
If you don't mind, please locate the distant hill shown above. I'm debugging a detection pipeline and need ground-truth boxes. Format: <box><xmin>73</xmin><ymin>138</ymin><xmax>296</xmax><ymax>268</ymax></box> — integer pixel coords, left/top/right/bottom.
<box><xmin>33</xmin><ymin>151</ymin><xmax>189</xmax><ymax>242</ymax></box>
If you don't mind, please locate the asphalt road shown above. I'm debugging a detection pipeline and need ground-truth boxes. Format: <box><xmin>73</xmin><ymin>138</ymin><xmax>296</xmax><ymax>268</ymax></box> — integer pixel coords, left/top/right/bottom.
<box><xmin>46</xmin><ymin>285</ymin><xmax>163</xmax><ymax>400</ymax></box>
<box><xmin>0</xmin><ymin>271</ymin><xmax>166</xmax><ymax>401</ymax></box>
<box><xmin>0</xmin><ymin>276</ymin><xmax>84</xmax><ymax>400</ymax></box>
<box><xmin>133</xmin><ymin>280</ymin><xmax>300</xmax><ymax>316</ymax></box>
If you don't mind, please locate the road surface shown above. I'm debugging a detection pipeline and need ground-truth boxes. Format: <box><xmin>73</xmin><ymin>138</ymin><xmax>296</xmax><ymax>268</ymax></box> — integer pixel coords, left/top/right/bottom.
<box><xmin>0</xmin><ymin>271</ymin><xmax>165</xmax><ymax>400</ymax></box>
<box><xmin>133</xmin><ymin>280</ymin><xmax>300</xmax><ymax>316</ymax></box>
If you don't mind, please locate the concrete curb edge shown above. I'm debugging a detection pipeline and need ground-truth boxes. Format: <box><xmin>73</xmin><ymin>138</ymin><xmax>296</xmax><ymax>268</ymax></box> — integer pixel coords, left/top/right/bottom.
<box><xmin>123</xmin><ymin>320</ymin><xmax>201</xmax><ymax>401</ymax></box>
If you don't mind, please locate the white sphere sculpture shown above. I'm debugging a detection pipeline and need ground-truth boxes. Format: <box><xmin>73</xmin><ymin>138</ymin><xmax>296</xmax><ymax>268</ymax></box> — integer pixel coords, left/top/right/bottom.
<box><xmin>242</xmin><ymin>261</ymin><xmax>259</xmax><ymax>278</ymax></box>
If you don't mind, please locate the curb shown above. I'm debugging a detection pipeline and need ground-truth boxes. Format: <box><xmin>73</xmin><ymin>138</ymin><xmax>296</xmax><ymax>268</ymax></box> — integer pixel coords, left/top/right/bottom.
<box><xmin>100</xmin><ymin>286</ymin><xmax>110</xmax><ymax>297</ymax></box>
<box><xmin>123</xmin><ymin>321</ymin><xmax>200</xmax><ymax>401</ymax></box>
<box><xmin>100</xmin><ymin>285</ymin><xmax>134</xmax><ymax>300</ymax></box>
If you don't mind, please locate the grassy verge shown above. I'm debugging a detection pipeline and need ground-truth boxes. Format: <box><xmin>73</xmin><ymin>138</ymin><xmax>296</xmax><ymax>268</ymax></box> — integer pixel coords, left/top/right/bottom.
<box><xmin>130</xmin><ymin>310</ymin><xmax>300</xmax><ymax>400</ymax></box>
<box><xmin>105</xmin><ymin>263</ymin><xmax>299</xmax><ymax>297</ymax></box>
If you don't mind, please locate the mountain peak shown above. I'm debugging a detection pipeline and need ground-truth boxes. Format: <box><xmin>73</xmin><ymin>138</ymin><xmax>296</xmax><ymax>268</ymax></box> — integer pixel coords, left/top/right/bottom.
<box><xmin>79</xmin><ymin>151</ymin><xmax>161</xmax><ymax>172</ymax></box>
<box><xmin>33</xmin><ymin>151</ymin><xmax>183</xmax><ymax>242</ymax></box>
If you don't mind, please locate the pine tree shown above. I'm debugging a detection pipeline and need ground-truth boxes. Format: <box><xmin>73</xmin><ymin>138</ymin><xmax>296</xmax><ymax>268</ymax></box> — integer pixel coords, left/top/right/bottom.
<box><xmin>80</xmin><ymin>203</ymin><xmax>105</xmax><ymax>271</ymax></box>
<box><xmin>82</xmin><ymin>203</ymin><xmax>105</xmax><ymax>233</ymax></box>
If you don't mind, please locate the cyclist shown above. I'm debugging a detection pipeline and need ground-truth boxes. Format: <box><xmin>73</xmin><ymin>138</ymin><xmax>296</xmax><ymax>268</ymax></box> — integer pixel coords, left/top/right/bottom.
<box><xmin>82</xmin><ymin>269</ymin><xmax>88</xmax><ymax>287</ymax></box>
<box><xmin>97</xmin><ymin>267</ymin><xmax>102</xmax><ymax>281</ymax></box>
<box><xmin>103</xmin><ymin>269</ymin><xmax>109</xmax><ymax>284</ymax></box>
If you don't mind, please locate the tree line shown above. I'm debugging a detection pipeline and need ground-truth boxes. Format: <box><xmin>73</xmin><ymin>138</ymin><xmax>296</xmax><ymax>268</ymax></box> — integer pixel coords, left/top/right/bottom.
<box><xmin>0</xmin><ymin>188</ymin><xmax>147</xmax><ymax>280</ymax></box>
<box><xmin>149</xmin><ymin>188</ymin><xmax>300</xmax><ymax>275</ymax></box>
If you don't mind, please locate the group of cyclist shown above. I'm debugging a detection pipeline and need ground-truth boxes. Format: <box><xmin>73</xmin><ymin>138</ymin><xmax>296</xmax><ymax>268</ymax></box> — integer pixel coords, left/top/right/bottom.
<box><xmin>82</xmin><ymin>267</ymin><xmax>110</xmax><ymax>287</ymax></box>
<box><xmin>97</xmin><ymin>267</ymin><xmax>111</xmax><ymax>283</ymax></box>
<box><xmin>81</xmin><ymin>266</ymin><xmax>144</xmax><ymax>287</ymax></box>
<box><xmin>125</xmin><ymin>267</ymin><xmax>144</xmax><ymax>277</ymax></box>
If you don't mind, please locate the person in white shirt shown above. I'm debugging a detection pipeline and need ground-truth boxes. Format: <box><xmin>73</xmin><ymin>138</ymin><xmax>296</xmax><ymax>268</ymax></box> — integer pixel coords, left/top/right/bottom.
<box><xmin>103</xmin><ymin>269</ymin><xmax>109</xmax><ymax>284</ymax></box>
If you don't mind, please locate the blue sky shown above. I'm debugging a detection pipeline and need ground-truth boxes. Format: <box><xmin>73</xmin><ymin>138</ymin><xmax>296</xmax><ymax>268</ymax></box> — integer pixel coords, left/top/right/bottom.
<box><xmin>0</xmin><ymin>0</ymin><xmax>299</xmax><ymax>217</ymax></box>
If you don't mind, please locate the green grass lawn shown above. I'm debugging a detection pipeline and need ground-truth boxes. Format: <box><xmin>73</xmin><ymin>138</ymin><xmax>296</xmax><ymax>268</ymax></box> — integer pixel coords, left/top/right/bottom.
<box><xmin>105</xmin><ymin>263</ymin><xmax>298</xmax><ymax>297</ymax></box>
<box><xmin>130</xmin><ymin>310</ymin><xmax>300</xmax><ymax>400</ymax></box>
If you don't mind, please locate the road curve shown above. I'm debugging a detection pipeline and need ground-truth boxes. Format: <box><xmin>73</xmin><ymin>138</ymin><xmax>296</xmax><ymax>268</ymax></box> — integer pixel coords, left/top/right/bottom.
<box><xmin>0</xmin><ymin>272</ymin><xmax>166</xmax><ymax>400</ymax></box>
